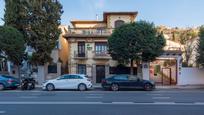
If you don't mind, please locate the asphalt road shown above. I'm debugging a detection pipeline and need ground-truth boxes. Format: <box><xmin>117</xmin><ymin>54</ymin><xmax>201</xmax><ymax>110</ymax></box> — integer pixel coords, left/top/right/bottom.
<box><xmin>1</xmin><ymin>89</ymin><xmax>204</xmax><ymax>115</ymax></box>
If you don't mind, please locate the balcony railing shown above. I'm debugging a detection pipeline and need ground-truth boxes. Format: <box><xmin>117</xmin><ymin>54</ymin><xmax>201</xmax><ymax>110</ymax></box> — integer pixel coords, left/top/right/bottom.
<box><xmin>67</xmin><ymin>28</ymin><xmax>114</xmax><ymax>36</ymax></box>
<box><xmin>93</xmin><ymin>51</ymin><xmax>111</xmax><ymax>59</ymax></box>
<box><xmin>74</xmin><ymin>51</ymin><xmax>88</xmax><ymax>59</ymax></box>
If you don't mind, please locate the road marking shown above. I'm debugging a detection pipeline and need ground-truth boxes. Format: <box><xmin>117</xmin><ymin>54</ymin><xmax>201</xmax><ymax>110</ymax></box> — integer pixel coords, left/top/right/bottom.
<box><xmin>152</xmin><ymin>97</ymin><xmax>170</xmax><ymax>99</ymax></box>
<box><xmin>19</xmin><ymin>96</ymin><xmax>38</xmax><ymax>99</ymax></box>
<box><xmin>0</xmin><ymin>101</ymin><xmax>204</xmax><ymax>105</ymax></box>
<box><xmin>0</xmin><ymin>111</ymin><xmax>6</xmax><ymax>114</ymax></box>
<box><xmin>147</xmin><ymin>94</ymin><xmax>162</xmax><ymax>96</ymax></box>
<box><xmin>194</xmin><ymin>102</ymin><xmax>204</xmax><ymax>105</ymax></box>
<box><xmin>30</xmin><ymin>93</ymin><xmax>41</xmax><ymax>96</ymax></box>
<box><xmin>154</xmin><ymin>102</ymin><xmax>175</xmax><ymax>104</ymax></box>
<box><xmin>112</xmin><ymin>102</ymin><xmax>134</xmax><ymax>104</ymax></box>
<box><xmin>88</xmin><ymin>94</ymin><xmax>104</xmax><ymax>96</ymax></box>
<box><xmin>85</xmin><ymin>96</ymin><xmax>103</xmax><ymax>98</ymax></box>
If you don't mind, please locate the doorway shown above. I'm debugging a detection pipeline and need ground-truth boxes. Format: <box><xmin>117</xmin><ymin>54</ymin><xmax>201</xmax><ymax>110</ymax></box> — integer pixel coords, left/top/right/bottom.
<box><xmin>162</xmin><ymin>68</ymin><xmax>171</xmax><ymax>85</ymax></box>
<box><xmin>96</xmin><ymin>65</ymin><xmax>105</xmax><ymax>83</ymax></box>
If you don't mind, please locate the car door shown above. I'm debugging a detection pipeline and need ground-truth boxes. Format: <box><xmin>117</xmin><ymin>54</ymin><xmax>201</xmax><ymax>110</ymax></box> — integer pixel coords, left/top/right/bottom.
<box><xmin>68</xmin><ymin>75</ymin><xmax>81</xmax><ymax>89</ymax></box>
<box><xmin>114</xmin><ymin>75</ymin><xmax>129</xmax><ymax>88</ymax></box>
<box><xmin>54</xmin><ymin>75</ymin><xmax>69</xmax><ymax>89</ymax></box>
<box><xmin>128</xmin><ymin>76</ymin><xmax>143</xmax><ymax>89</ymax></box>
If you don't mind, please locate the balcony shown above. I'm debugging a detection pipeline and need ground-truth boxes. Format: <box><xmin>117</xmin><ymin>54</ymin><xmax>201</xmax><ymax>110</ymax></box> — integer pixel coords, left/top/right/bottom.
<box><xmin>65</xmin><ymin>28</ymin><xmax>114</xmax><ymax>38</ymax></box>
<box><xmin>74</xmin><ymin>51</ymin><xmax>88</xmax><ymax>59</ymax></box>
<box><xmin>93</xmin><ymin>51</ymin><xmax>111</xmax><ymax>60</ymax></box>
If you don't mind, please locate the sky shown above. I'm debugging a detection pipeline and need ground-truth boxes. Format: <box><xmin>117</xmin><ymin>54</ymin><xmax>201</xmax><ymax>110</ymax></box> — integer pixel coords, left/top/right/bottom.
<box><xmin>0</xmin><ymin>0</ymin><xmax>204</xmax><ymax>28</ymax></box>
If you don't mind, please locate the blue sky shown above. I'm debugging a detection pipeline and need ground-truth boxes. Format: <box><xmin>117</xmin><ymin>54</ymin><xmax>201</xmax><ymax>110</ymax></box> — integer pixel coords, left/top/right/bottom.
<box><xmin>0</xmin><ymin>0</ymin><xmax>204</xmax><ymax>27</ymax></box>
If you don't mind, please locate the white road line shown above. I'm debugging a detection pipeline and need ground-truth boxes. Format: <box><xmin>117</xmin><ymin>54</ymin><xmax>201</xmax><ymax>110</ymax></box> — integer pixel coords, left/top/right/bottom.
<box><xmin>154</xmin><ymin>102</ymin><xmax>175</xmax><ymax>104</ymax></box>
<box><xmin>152</xmin><ymin>97</ymin><xmax>170</xmax><ymax>99</ymax></box>
<box><xmin>0</xmin><ymin>101</ymin><xmax>103</xmax><ymax>105</ymax></box>
<box><xmin>112</xmin><ymin>102</ymin><xmax>134</xmax><ymax>104</ymax></box>
<box><xmin>0</xmin><ymin>101</ymin><xmax>204</xmax><ymax>105</ymax></box>
<box><xmin>88</xmin><ymin>94</ymin><xmax>104</xmax><ymax>96</ymax></box>
<box><xmin>19</xmin><ymin>96</ymin><xmax>38</xmax><ymax>99</ymax></box>
<box><xmin>147</xmin><ymin>94</ymin><xmax>162</xmax><ymax>96</ymax></box>
<box><xmin>194</xmin><ymin>102</ymin><xmax>204</xmax><ymax>105</ymax></box>
<box><xmin>85</xmin><ymin>96</ymin><xmax>103</xmax><ymax>98</ymax></box>
<box><xmin>0</xmin><ymin>111</ymin><xmax>6</xmax><ymax>114</ymax></box>
<box><xmin>30</xmin><ymin>93</ymin><xmax>41</xmax><ymax>96</ymax></box>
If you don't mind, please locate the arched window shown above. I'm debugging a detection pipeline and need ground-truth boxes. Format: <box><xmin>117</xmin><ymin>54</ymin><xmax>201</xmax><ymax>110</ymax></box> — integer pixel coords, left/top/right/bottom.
<box><xmin>114</xmin><ymin>20</ymin><xmax>125</xmax><ymax>28</ymax></box>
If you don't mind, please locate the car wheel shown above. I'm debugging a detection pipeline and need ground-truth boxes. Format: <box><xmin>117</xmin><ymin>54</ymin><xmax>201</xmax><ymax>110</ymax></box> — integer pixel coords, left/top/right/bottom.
<box><xmin>11</xmin><ymin>86</ymin><xmax>18</xmax><ymax>90</ymax></box>
<box><xmin>0</xmin><ymin>84</ymin><xmax>5</xmax><ymax>91</ymax></box>
<box><xmin>111</xmin><ymin>83</ymin><xmax>119</xmax><ymax>91</ymax></box>
<box><xmin>46</xmin><ymin>83</ymin><xmax>55</xmax><ymax>91</ymax></box>
<box><xmin>144</xmin><ymin>83</ymin><xmax>152</xmax><ymax>91</ymax></box>
<box><xmin>78</xmin><ymin>83</ymin><xmax>87</xmax><ymax>91</ymax></box>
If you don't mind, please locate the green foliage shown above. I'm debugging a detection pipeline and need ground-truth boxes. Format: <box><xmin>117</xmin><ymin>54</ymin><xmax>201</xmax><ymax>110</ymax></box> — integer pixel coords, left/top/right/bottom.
<box><xmin>108</xmin><ymin>21</ymin><xmax>166</xmax><ymax>65</ymax></box>
<box><xmin>179</xmin><ymin>29</ymin><xmax>198</xmax><ymax>44</ymax></box>
<box><xmin>4</xmin><ymin>0</ymin><xmax>30</xmax><ymax>40</ymax></box>
<box><xmin>196</xmin><ymin>26</ymin><xmax>204</xmax><ymax>67</ymax></box>
<box><xmin>0</xmin><ymin>26</ymin><xmax>25</xmax><ymax>64</ymax></box>
<box><xmin>4</xmin><ymin>0</ymin><xmax>63</xmax><ymax>65</ymax></box>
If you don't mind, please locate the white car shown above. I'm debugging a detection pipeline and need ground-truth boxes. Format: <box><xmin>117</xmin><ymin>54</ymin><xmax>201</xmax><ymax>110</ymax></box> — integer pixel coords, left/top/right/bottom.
<box><xmin>42</xmin><ymin>74</ymin><xmax>92</xmax><ymax>91</ymax></box>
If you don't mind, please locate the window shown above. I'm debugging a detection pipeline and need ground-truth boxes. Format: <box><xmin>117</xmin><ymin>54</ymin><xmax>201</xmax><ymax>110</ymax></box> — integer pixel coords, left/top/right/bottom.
<box><xmin>95</xmin><ymin>42</ymin><xmax>108</xmax><ymax>55</ymax></box>
<box><xmin>48</xmin><ymin>64</ymin><xmax>57</xmax><ymax>73</ymax></box>
<box><xmin>114</xmin><ymin>75</ymin><xmax>128</xmax><ymax>80</ymax></box>
<box><xmin>77</xmin><ymin>64</ymin><xmax>86</xmax><ymax>74</ymax></box>
<box><xmin>128</xmin><ymin>76</ymin><xmax>138</xmax><ymax>81</ymax></box>
<box><xmin>78</xmin><ymin>42</ymin><xmax>85</xmax><ymax>57</ymax></box>
<box><xmin>60</xmin><ymin>75</ymin><xmax>70</xmax><ymax>79</ymax></box>
<box><xmin>69</xmin><ymin>75</ymin><xmax>83</xmax><ymax>79</ymax></box>
<box><xmin>115</xmin><ymin>20</ymin><xmax>125</xmax><ymax>28</ymax></box>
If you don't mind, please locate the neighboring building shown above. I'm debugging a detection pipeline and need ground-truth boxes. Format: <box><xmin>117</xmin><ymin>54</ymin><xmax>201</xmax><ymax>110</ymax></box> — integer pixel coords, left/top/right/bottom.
<box><xmin>36</xmin><ymin>26</ymin><xmax>69</xmax><ymax>84</ymax></box>
<box><xmin>148</xmin><ymin>39</ymin><xmax>183</xmax><ymax>85</ymax></box>
<box><xmin>64</xmin><ymin>12</ymin><xmax>138</xmax><ymax>83</ymax></box>
<box><xmin>63</xmin><ymin>11</ymin><xmax>183</xmax><ymax>85</ymax></box>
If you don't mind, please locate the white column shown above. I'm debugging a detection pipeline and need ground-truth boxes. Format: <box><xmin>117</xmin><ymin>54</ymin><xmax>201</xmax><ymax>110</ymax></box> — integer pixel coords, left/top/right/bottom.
<box><xmin>142</xmin><ymin>62</ymin><xmax>150</xmax><ymax>80</ymax></box>
<box><xmin>92</xmin><ymin>64</ymin><xmax>96</xmax><ymax>83</ymax></box>
<box><xmin>7</xmin><ymin>61</ymin><xmax>11</xmax><ymax>73</ymax></box>
<box><xmin>105</xmin><ymin>64</ymin><xmax>109</xmax><ymax>78</ymax></box>
<box><xmin>37</xmin><ymin>65</ymin><xmax>46</xmax><ymax>85</ymax></box>
<box><xmin>177</xmin><ymin>56</ymin><xmax>182</xmax><ymax>85</ymax></box>
<box><xmin>57</xmin><ymin>62</ymin><xmax>61</xmax><ymax>76</ymax></box>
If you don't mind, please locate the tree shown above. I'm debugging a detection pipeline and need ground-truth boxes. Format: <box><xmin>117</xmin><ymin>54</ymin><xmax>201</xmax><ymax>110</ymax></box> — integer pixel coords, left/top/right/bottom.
<box><xmin>28</xmin><ymin>0</ymin><xmax>63</xmax><ymax>65</ymax></box>
<box><xmin>108</xmin><ymin>21</ymin><xmax>166</xmax><ymax>75</ymax></box>
<box><xmin>4</xmin><ymin>0</ymin><xmax>63</xmax><ymax>65</ymax></box>
<box><xmin>4</xmin><ymin>0</ymin><xmax>30</xmax><ymax>40</ymax></box>
<box><xmin>0</xmin><ymin>26</ymin><xmax>25</xmax><ymax>77</ymax></box>
<box><xmin>196</xmin><ymin>26</ymin><xmax>204</xmax><ymax>67</ymax></box>
<box><xmin>179</xmin><ymin>29</ymin><xmax>198</xmax><ymax>67</ymax></box>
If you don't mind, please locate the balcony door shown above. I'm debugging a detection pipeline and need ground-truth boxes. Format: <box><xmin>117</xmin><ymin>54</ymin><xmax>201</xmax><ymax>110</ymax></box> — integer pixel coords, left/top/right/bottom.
<box><xmin>95</xmin><ymin>42</ymin><xmax>107</xmax><ymax>56</ymax></box>
<box><xmin>78</xmin><ymin>42</ymin><xmax>85</xmax><ymax>57</ymax></box>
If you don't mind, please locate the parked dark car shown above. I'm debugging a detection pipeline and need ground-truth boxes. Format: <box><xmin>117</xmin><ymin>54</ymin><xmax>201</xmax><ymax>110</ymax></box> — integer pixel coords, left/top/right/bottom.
<box><xmin>101</xmin><ymin>75</ymin><xmax>155</xmax><ymax>91</ymax></box>
<box><xmin>0</xmin><ymin>75</ymin><xmax>20</xmax><ymax>90</ymax></box>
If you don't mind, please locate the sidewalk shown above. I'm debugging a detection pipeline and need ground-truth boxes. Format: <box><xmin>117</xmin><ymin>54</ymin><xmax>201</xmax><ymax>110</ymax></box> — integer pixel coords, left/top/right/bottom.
<box><xmin>92</xmin><ymin>83</ymin><xmax>204</xmax><ymax>89</ymax></box>
<box><xmin>156</xmin><ymin>84</ymin><xmax>204</xmax><ymax>89</ymax></box>
<box><xmin>35</xmin><ymin>84</ymin><xmax>204</xmax><ymax>90</ymax></box>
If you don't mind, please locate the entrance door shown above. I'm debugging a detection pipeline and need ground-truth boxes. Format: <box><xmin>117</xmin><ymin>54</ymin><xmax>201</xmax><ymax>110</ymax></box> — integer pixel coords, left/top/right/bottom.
<box><xmin>96</xmin><ymin>65</ymin><xmax>105</xmax><ymax>83</ymax></box>
<box><xmin>78</xmin><ymin>42</ymin><xmax>85</xmax><ymax>57</ymax></box>
<box><xmin>162</xmin><ymin>68</ymin><xmax>171</xmax><ymax>85</ymax></box>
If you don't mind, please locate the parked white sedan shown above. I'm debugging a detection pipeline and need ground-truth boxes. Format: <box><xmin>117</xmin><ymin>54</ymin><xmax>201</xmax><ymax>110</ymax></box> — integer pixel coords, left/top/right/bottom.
<box><xmin>42</xmin><ymin>74</ymin><xmax>92</xmax><ymax>91</ymax></box>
